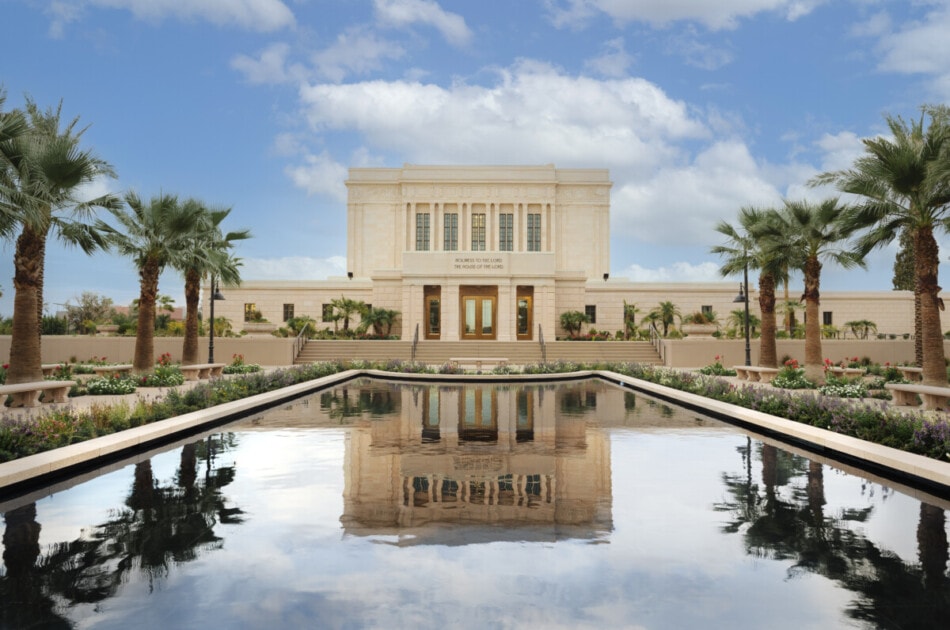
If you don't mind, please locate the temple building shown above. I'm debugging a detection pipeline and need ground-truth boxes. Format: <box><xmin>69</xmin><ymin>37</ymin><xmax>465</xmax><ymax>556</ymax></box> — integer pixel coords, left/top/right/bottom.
<box><xmin>208</xmin><ymin>164</ymin><xmax>917</xmax><ymax>339</ymax></box>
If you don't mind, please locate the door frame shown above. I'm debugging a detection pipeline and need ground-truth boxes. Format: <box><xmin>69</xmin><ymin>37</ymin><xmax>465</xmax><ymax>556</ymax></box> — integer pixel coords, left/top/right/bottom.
<box><xmin>459</xmin><ymin>285</ymin><xmax>498</xmax><ymax>340</ymax></box>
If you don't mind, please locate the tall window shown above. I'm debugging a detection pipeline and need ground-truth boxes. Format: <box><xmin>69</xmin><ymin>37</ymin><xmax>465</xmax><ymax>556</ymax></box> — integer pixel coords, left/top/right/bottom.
<box><xmin>585</xmin><ymin>304</ymin><xmax>597</xmax><ymax>324</ymax></box>
<box><xmin>527</xmin><ymin>213</ymin><xmax>541</xmax><ymax>251</ymax></box>
<box><xmin>244</xmin><ymin>303</ymin><xmax>258</xmax><ymax>322</ymax></box>
<box><xmin>472</xmin><ymin>213</ymin><xmax>486</xmax><ymax>251</ymax></box>
<box><xmin>499</xmin><ymin>213</ymin><xmax>513</xmax><ymax>251</ymax></box>
<box><xmin>322</xmin><ymin>304</ymin><xmax>333</xmax><ymax>321</ymax></box>
<box><xmin>415</xmin><ymin>213</ymin><xmax>430</xmax><ymax>251</ymax></box>
<box><xmin>283</xmin><ymin>304</ymin><xmax>294</xmax><ymax>321</ymax></box>
<box><xmin>823</xmin><ymin>311</ymin><xmax>833</xmax><ymax>326</ymax></box>
<box><xmin>444</xmin><ymin>213</ymin><xmax>458</xmax><ymax>250</ymax></box>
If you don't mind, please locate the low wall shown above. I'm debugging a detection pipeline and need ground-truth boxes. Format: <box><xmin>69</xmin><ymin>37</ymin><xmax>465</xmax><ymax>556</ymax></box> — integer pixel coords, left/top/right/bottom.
<box><xmin>0</xmin><ymin>335</ymin><xmax>297</xmax><ymax>367</ymax></box>
<box><xmin>660</xmin><ymin>338</ymin><xmax>924</xmax><ymax>368</ymax></box>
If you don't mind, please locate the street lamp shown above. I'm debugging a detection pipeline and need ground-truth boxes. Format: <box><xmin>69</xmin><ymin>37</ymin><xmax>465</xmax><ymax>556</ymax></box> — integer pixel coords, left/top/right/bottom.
<box><xmin>732</xmin><ymin>265</ymin><xmax>751</xmax><ymax>366</ymax></box>
<box><xmin>207</xmin><ymin>277</ymin><xmax>225</xmax><ymax>363</ymax></box>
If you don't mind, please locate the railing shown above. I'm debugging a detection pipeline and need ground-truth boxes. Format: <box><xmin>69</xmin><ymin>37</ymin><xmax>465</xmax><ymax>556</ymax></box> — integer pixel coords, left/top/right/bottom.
<box><xmin>649</xmin><ymin>322</ymin><xmax>665</xmax><ymax>364</ymax></box>
<box><xmin>292</xmin><ymin>322</ymin><xmax>311</xmax><ymax>363</ymax></box>
<box><xmin>411</xmin><ymin>323</ymin><xmax>420</xmax><ymax>362</ymax></box>
<box><xmin>538</xmin><ymin>324</ymin><xmax>546</xmax><ymax>363</ymax></box>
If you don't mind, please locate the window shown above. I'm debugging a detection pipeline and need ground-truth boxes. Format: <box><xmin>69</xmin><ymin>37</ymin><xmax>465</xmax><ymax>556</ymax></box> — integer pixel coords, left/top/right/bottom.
<box><xmin>527</xmin><ymin>213</ymin><xmax>541</xmax><ymax>251</ymax></box>
<box><xmin>701</xmin><ymin>305</ymin><xmax>713</xmax><ymax>317</ymax></box>
<box><xmin>499</xmin><ymin>213</ymin><xmax>513</xmax><ymax>251</ymax></box>
<box><xmin>444</xmin><ymin>213</ymin><xmax>458</xmax><ymax>250</ymax></box>
<box><xmin>244</xmin><ymin>303</ymin><xmax>257</xmax><ymax>322</ymax></box>
<box><xmin>322</xmin><ymin>304</ymin><xmax>333</xmax><ymax>321</ymax></box>
<box><xmin>471</xmin><ymin>213</ymin><xmax>486</xmax><ymax>251</ymax></box>
<box><xmin>283</xmin><ymin>304</ymin><xmax>294</xmax><ymax>321</ymax></box>
<box><xmin>823</xmin><ymin>311</ymin><xmax>833</xmax><ymax>326</ymax></box>
<box><xmin>415</xmin><ymin>213</ymin><xmax>430</xmax><ymax>251</ymax></box>
<box><xmin>585</xmin><ymin>304</ymin><xmax>596</xmax><ymax>324</ymax></box>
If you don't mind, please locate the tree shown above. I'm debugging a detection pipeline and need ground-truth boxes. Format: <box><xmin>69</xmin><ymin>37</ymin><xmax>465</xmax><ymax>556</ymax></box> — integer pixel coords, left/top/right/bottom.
<box><xmin>622</xmin><ymin>300</ymin><xmax>640</xmax><ymax>340</ymax></box>
<box><xmin>0</xmin><ymin>96</ymin><xmax>119</xmax><ymax>385</ymax></box>
<box><xmin>812</xmin><ymin>107</ymin><xmax>950</xmax><ymax>385</ymax></box>
<box><xmin>711</xmin><ymin>206</ymin><xmax>785</xmax><ymax>368</ymax></box>
<box><xmin>845</xmin><ymin>319</ymin><xmax>878</xmax><ymax>340</ymax></box>
<box><xmin>559</xmin><ymin>310</ymin><xmax>589</xmax><ymax>338</ymax></box>
<box><xmin>648</xmin><ymin>301</ymin><xmax>681</xmax><ymax>337</ymax></box>
<box><xmin>330</xmin><ymin>296</ymin><xmax>365</xmax><ymax>332</ymax></box>
<box><xmin>775</xmin><ymin>199</ymin><xmax>864</xmax><ymax>383</ymax></box>
<box><xmin>64</xmin><ymin>291</ymin><xmax>115</xmax><ymax>334</ymax></box>
<box><xmin>173</xmin><ymin>200</ymin><xmax>249</xmax><ymax>365</ymax></box>
<box><xmin>358</xmin><ymin>307</ymin><xmax>400</xmax><ymax>337</ymax></box>
<box><xmin>98</xmin><ymin>193</ymin><xmax>201</xmax><ymax>372</ymax></box>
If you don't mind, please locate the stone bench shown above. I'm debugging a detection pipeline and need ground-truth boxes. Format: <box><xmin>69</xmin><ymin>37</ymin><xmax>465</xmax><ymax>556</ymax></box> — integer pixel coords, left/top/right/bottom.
<box><xmin>825</xmin><ymin>367</ymin><xmax>866</xmax><ymax>378</ymax></box>
<box><xmin>897</xmin><ymin>366</ymin><xmax>923</xmax><ymax>381</ymax></box>
<box><xmin>885</xmin><ymin>383</ymin><xmax>950</xmax><ymax>410</ymax></box>
<box><xmin>449</xmin><ymin>357</ymin><xmax>509</xmax><ymax>371</ymax></box>
<box><xmin>0</xmin><ymin>380</ymin><xmax>76</xmax><ymax>407</ymax></box>
<box><xmin>41</xmin><ymin>363</ymin><xmax>70</xmax><ymax>377</ymax></box>
<box><xmin>180</xmin><ymin>363</ymin><xmax>226</xmax><ymax>381</ymax></box>
<box><xmin>92</xmin><ymin>364</ymin><xmax>134</xmax><ymax>377</ymax></box>
<box><xmin>733</xmin><ymin>365</ymin><xmax>780</xmax><ymax>383</ymax></box>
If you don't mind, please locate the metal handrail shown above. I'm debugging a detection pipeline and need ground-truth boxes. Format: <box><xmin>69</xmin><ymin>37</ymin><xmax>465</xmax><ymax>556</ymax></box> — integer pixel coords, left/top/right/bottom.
<box><xmin>411</xmin><ymin>323</ymin><xmax>419</xmax><ymax>362</ymax></box>
<box><xmin>538</xmin><ymin>324</ymin><xmax>546</xmax><ymax>363</ymax></box>
<box><xmin>292</xmin><ymin>322</ymin><xmax>311</xmax><ymax>363</ymax></box>
<box><xmin>649</xmin><ymin>322</ymin><xmax>665</xmax><ymax>364</ymax></box>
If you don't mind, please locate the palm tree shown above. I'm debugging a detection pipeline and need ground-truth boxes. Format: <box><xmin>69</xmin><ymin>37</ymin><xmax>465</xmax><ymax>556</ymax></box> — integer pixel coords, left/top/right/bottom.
<box><xmin>173</xmin><ymin>199</ymin><xmax>250</xmax><ymax>365</ymax></box>
<box><xmin>622</xmin><ymin>300</ymin><xmax>640</xmax><ymax>340</ymax></box>
<box><xmin>358</xmin><ymin>307</ymin><xmax>399</xmax><ymax>337</ymax></box>
<box><xmin>775</xmin><ymin>199</ymin><xmax>864</xmax><ymax>383</ymax></box>
<box><xmin>648</xmin><ymin>300</ymin><xmax>681</xmax><ymax>337</ymax></box>
<box><xmin>812</xmin><ymin>107</ymin><xmax>950</xmax><ymax>385</ymax></box>
<box><xmin>711</xmin><ymin>206</ymin><xmax>785</xmax><ymax>368</ymax></box>
<box><xmin>98</xmin><ymin>192</ymin><xmax>201</xmax><ymax>372</ymax></box>
<box><xmin>0</xmin><ymin>96</ymin><xmax>119</xmax><ymax>385</ymax></box>
<box><xmin>330</xmin><ymin>296</ymin><xmax>365</xmax><ymax>332</ymax></box>
<box><xmin>845</xmin><ymin>319</ymin><xmax>878</xmax><ymax>340</ymax></box>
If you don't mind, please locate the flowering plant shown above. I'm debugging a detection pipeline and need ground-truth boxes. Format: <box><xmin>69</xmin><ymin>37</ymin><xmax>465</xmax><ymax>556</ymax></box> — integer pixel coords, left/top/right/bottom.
<box><xmin>157</xmin><ymin>352</ymin><xmax>173</xmax><ymax>367</ymax></box>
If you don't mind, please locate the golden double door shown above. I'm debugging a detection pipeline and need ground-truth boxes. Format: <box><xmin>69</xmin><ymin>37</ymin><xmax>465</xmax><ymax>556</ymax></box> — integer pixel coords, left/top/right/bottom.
<box><xmin>460</xmin><ymin>287</ymin><xmax>497</xmax><ymax>340</ymax></box>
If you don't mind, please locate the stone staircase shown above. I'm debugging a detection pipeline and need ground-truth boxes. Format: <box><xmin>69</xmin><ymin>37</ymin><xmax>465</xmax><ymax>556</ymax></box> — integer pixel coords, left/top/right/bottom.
<box><xmin>294</xmin><ymin>339</ymin><xmax>662</xmax><ymax>366</ymax></box>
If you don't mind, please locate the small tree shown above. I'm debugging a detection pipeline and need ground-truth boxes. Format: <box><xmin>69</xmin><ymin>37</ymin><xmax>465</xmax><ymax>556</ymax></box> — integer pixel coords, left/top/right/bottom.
<box><xmin>648</xmin><ymin>301</ymin><xmax>681</xmax><ymax>337</ymax></box>
<box><xmin>845</xmin><ymin>319</ymin><xmax>878</xmax><ymax>339</ymax></box>
<box><xmin>559</xmin><ymin>310</ymin><xmax>590</xmax><ymax>338</ymax></box>
<box><xmin>64</xmin><ymin>292</ymin><xmax>115</xmax><ymax>333</ymax></box>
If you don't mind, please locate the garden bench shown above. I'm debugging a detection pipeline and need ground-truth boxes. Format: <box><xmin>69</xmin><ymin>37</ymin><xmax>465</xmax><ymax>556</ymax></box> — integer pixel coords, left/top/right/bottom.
<box><xmin>0</xmin><ymin>380</ymin><xmax>76</xmax><ymax>407</ymax></box>
<box><xmin>897</xmin><ymin>366</ymin><xmax>923</xmax><ymax>382</ymax></box>
<box><xmin>885</xmin><ymin>383</ymin><xmax>950</xmax><ymax>410</ymax></box>
<box><xmin>449</xmin><ymin>357</ymin><xmax>509</xmax><ymax>371</ymax></box>
<box><xmin>92</xmin><ymin>364</ymin><xmax>134</xmax><ymax>377</ymax></box>
<box><xmin>180</xmin><ymin>363</ymin><xmax>226</xmax><ymax>381</ymax></box>
<box><xmin>41</xmin><ymin>363</ymin><xmax>67</xmax><ymax>377</ymax></box>
<box><xmin>732</xmin><ymin>366</ymin><xmax>780</xmax><ymax>383</ymax></box>
<box><xmin>825</xmin><ymin>367</ymin><xmax>866</xmax><ymax>378</ymax></box>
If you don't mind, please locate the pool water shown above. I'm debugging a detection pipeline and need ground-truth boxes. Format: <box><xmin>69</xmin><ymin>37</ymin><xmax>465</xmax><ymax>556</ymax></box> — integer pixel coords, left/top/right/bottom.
<box><xmin>1</xmin><ymin>378</ymin><xmax>948</xmax><ymax>629</ymax></box>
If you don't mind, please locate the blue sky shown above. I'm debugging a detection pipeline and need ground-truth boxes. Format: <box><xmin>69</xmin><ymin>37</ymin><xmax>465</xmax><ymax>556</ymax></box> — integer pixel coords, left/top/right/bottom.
<box><xmin>2</xmin><ymin>0</ymin><xmax>950</xmax><ymax>315</ymax></box>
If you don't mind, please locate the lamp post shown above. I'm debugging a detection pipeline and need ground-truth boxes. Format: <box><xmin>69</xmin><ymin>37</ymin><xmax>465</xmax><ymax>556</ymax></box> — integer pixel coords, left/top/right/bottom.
<box><xmin>207</xmin><ymin>277</ymin><xmax>225</xmax><ymax>363</ymax></box>
<box><xmin>732</xmin><ymin>264</ymin><xmax>751</xmax><ymax>367</ymax></box>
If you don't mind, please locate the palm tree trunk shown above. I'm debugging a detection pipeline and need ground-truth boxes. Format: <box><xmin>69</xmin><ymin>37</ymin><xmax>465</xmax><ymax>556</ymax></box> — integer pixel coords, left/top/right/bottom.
<box><xmin>7</xmin><ymin>226</ymin><xmax>47</xmax><ymax>385</ymax></box>
<box><xmin>758</xmin><ymin>272</ymin><xmax>777</xmax><ymax>368</ymax></box>
<box><xmin>133</xmin><ymin>258</ymin><xmax>160</xmax><ymax>373</ymax></box>
<box><xmin>803</xmin><ymin>256</ymin><xmax>824</xmax><ymax>384</ymax></box>
<box><xmin>914</xmin><ymin>285</ymin><xmax>923</xmax><ymax>366</ymax></box>
<box><xmin>181</xmin><ymin>268</ymin><xmax>201</xmax><ymax>365</ymax></box>
<box><xmin>917</xmin><ymin>503</ymin><xmax>948</xmax><ymax>592</ymax></box>
<box><xmin>915</xmin><ymin>226</ymin><xmax>947</xmax><ymax>385</ymax></box>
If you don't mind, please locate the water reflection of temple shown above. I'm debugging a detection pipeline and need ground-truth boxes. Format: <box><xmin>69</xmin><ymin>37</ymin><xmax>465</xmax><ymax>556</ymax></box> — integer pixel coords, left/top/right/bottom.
<box><xmin>340</xmin><ymin>382</ymin><xmax>613</xmax><ymax>541</ymax></box>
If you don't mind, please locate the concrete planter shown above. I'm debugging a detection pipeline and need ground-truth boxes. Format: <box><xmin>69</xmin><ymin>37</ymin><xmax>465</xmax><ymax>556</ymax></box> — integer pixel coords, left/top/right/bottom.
<box><xmin>243</xmin><ymin>322</ymin><xmax>277</xmax><ymax>335</ymax></box>
<box><xmin>681</xmin><ymin>323</ymin><xmax>718</xmax><ymax>339</ymax></box>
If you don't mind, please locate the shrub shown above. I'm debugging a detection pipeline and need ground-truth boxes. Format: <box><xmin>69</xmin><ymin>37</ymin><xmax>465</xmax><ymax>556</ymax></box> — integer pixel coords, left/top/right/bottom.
<box><xmin>85</xmin><ymin>375</ymin><xmax>138</xmax><ymax>395</ymax></box>
<box><xmin>698</xmin><ymin>355</ymin><xmax>736</xmax><ymax>377</ymax></box>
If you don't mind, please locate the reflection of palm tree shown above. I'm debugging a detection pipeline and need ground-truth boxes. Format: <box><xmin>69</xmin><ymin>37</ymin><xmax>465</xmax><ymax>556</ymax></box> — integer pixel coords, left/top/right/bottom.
<box><xmin>717</xmin><ymin>440</ymin><xmax>950</xmax><ymax>627</ymax></box>
<box><xmin>24</xmin><ymin>435</ymin><xmax>245</xmax><ymax>612</ymax></box>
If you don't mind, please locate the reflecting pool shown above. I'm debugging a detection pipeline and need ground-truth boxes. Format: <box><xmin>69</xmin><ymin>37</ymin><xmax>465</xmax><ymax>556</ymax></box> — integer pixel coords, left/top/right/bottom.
<box><xmin>2</xmin><ymin>378</ymin><xmax>949</xmax><ymax>628</ymax></box>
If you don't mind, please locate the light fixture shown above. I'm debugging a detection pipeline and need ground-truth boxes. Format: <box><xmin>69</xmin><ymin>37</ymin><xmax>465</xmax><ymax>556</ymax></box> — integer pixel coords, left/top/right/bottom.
<box><xmin>208</xmin><ymin>277</ymin><xmax>225</xmax><ymax>363</ymax></box>
<box><xmin>347</xmin><ymin>271</ymin><xmax>353</xmax><ymax>280</ymax></box>
<box><xmin>603</xmin><ymin>272</ymin><xmax>609</xmax><ymax>281</ymax></box>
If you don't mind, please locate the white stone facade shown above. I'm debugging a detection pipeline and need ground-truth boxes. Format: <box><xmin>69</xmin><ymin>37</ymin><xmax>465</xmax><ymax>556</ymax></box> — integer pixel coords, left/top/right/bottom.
<box><xmin>205</xmin><ymin>164</ymin><xmax>921</xmax><ymax>340</ymax></box>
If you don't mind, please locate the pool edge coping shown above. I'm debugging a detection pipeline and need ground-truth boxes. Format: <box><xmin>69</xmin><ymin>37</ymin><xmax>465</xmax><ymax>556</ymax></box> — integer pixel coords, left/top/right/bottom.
<box><xmin>1</xmin><ymin>368</ymin><xmax>948</xmax><ymax>498</ymax></box>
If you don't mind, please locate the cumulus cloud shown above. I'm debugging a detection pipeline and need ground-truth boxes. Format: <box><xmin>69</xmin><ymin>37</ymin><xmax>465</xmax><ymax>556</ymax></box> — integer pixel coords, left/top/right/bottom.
<box><xmin>240</xmin><ymin>256</ymin><xmax>347</xmax><ymax>280</ymax></box>
<box><xmin>54</xmin><ymin>0</ymin><xmax>295</xmax><ymax>33</ymax></box>
<box><xmin>545</xmin><ymin>0</ymin><xmax>826</xmax><ymax>31</ymax></box>
<box><xmin>232</xmin><ymin>42</ymin><xmax>305</xmax><ymax>84</ymax></box>
<box><xmin>297</xmin><ymin>60</ymin><xmax>707</xmax><ymax>172</ymax></box>
<box><xmin>310</xmin><ymin>27</ymin><xmax>407</xmax><ymax>82</ymax></box>
<box><xmin>374</xmin><ymin>0</ymin><xmax>473</xmax><ymax>46</ymax></box>
<box><xmin>285</xmin><ymin>151</ymin><xmax>348</xmax><ymax>200</ymax></box>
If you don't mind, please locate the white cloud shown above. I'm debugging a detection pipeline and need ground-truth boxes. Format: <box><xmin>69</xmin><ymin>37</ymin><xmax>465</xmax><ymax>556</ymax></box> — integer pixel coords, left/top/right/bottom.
<box><xmin>546</xmin><ymin>0</ymin><xmax>826</xmax><ymax>31</ymax></box>
<box><xmin>298</xmin><ymin>60</ymin><xmax>707</xmax><ymax>171</ymax></box>
<box><xmin>584</xmin><ymin>38</ymin><xmax>635</xmax><ymax>78</ymax></box>
<box><xmin>285</xmin><ymin>151</ymin><xmax>348</xmax><ymax>200</ymax></box>
<box><xmin>240</xmin><ymin>255</ymin><xmax>347</xmax><ymax>280</ymax></box>
<box><xmin>666</xmin><ymin>29</ymin><xmax>734</xmax><ymax>70</ymax></box>
<box><xmin>232</xmin><ymin>42</ymin><xmax>306</xmax><ymax>85</ymax></box>
<box><xmin>310</xmin><ymin>27</ymin><xmax>407</xmax><ymax>82</ymax></box>
<box><xmin>866</xmin><ymin>3</ymin><xmax>950</xmax><ymax>99</ymax></box>
<box><xmin>619</xmin><ymin>261</ymin><xmax>724</xmax><ymax>283</ymax></box>
<box><xmin>373</xmin><ymin>0</ymin><xmax>473</xmax><ymax>46</ymax></box>
<box><xmin>61</xmin><ymin>0</ymin><xmax>295</xmax><ymax>32</ymax></box>
<box><xmin>615</xmin><ymin>139</ymin><xmax>782</xmax><ymax>245</ymax></box>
